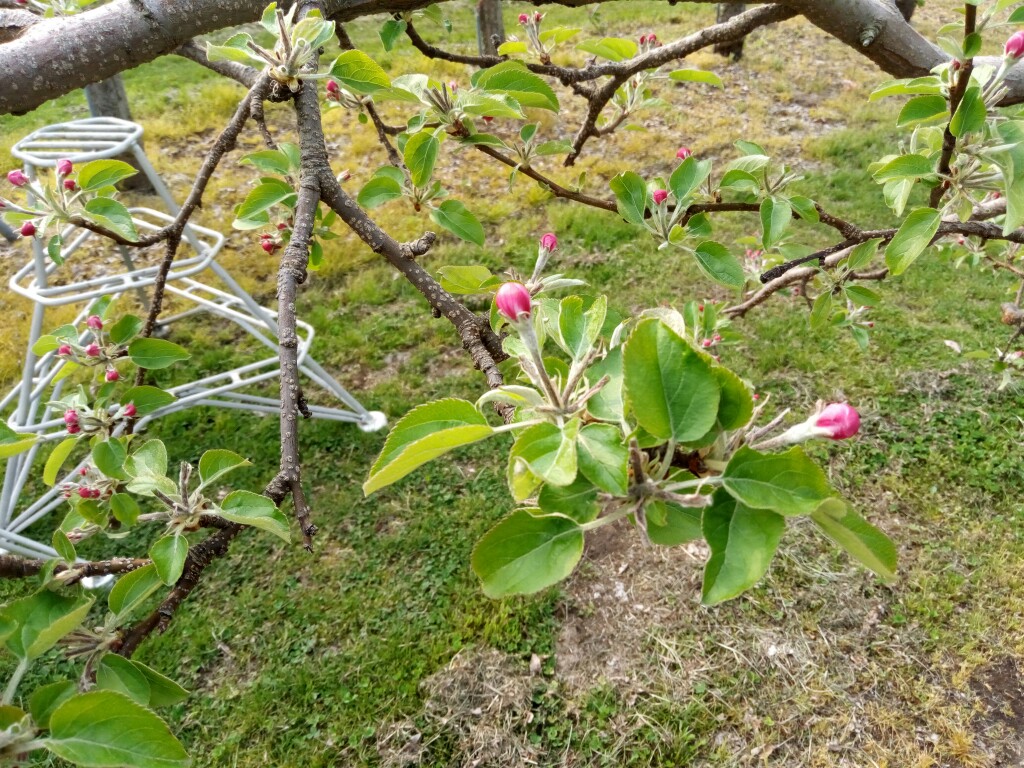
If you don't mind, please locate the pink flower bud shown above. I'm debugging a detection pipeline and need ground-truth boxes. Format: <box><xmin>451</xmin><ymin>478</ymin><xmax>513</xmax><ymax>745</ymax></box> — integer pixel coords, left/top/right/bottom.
<box><xmin>63</xmin><ymin>179</ymin><xmax>76</xmax><ymax>191</ymax></box>
<box><xmin>20</xmin><ymin>221</ymin><xmax>36</xmax><ymax>237</ymax></box>
<box><xmin>639</xmin><ymin>34</ymin><xmax>647</xmax><ymax>45</ymax></box>
<box><xmin>66</xmin><ymin>424</ymin><xmax>81</xmax><ymax>434</ymax></box>
<box><xmin>86</xmin><ymin>315</ymin><xmax>103</xmax><ymax>331</ymax></box>
<box><xmin>702</xmin><ymin>338</ymin><xmax>712</xmax><ymax>348</ymax></box>
<box><xmin>648</xmin><ymin>33</ymin><xmax>657</xmax><ymax>45</ymax></box>
<box><xmin>652</xmin><ymin>189</ymin><xmax>668</xmax><ymax>205</ymax></box>
<box><xmin>327</xmin><ymin>80</ymin><xmax>340</xmax><ymax>95</ymax></box>
<box><xmin>277</xmin><ymin>222</ymin><xmax>288</xmax><ymax>231</ymax></box>
<box><xmin>495</xmin><ymin>282</ymin><xmax>532</xmax><ymax>321</ymax></box>
<box><xmin>448</xmin><ymin>81</ymin><xmax>459</xmax><ymax>92</ymax></box>
<box><xmin>123</xmin><ymin>403</ymin><xmax>137</xmax><ymax>418</ymax></box>
<box><xmin>79</xmin><ymin>467</ymin><xmax>88</xmax><ymax>476</ymax></box>
<box><xmin>534</xmin><ymin>11</ymin><xmax>542</xmax><ymax>22</ymax></box>
<box><xmin>753</xmin><ymin>393</ymin><xmax>760</xmax><ymax>401</ymax></box>
<box><xmin>57</xmin><ymin>344</ymin><xmax>72</xmax><ymax>357</ymax></box>
<box><xmin>1006</xmin><ymin>31</ymin><xmax>1024</xmax><ymax>59</ymax></box>
<box><xmin>518</xmin><ymin>13</ymin><xmax>529</xmax><ymax>24</ymax></box>
<box><xmin>77</xmin><ymin>487</ymin><xmax>91</xmax><ymax>499</ymax></box>
<box><xmin>540</xmin><ymin>232</ymin><xmax>558</xmax><ymax>252</ymax></box>
<box><xmin>84</xmin><ymin>343</ymin><xmax>101</xmax><ymax>357</ymax></box>
<box><xmin>698</xmin><ymin>304</ymin><xmax>704</xmax><ymax>311</ymax></box>
<box><xmin>482</xmin><ymin>116</ymin><xmax>494</xmax><ymax>124</ymax></box>
<box><xmin>261</xmin><ymin>239</ymin><xmax>277</xmax><ymax>254</ymax></box>
<box><xmin>56</xmin><ymin>159</ymin><xmax>73</xmax><ymax>176</ymax></box>
<box><xmin>814</xmin><ymin>402</ymin><xmax>860</xmax><ymax>440</ymax></box>
<box><xmin>676</xmin><ymin>146</ymin><xmax>692</xmax><ymax>161</ymax></box>
<box><xmin>7</xmin><ymin>170</ymin><xmax>28</xmax><ymax>187</ymax></box>
<box><xmin>105</xmin><ymin>368</ymin><xmax>119</xmax><ymax>382</ymax></box>
<box><xmin>63</xmin><ymin>408</ymin><xmax>79</xmax><ymax>426</ymax></box>
<box><xmin>713</xmin><ymin>334</ymin><xmax>722</xmax><ymax>342</ymax></box>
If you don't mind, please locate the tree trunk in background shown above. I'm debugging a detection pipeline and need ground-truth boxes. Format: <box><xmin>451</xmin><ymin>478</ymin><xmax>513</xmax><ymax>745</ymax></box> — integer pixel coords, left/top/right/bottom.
<box><xmin>713</xmin><ymin>4</ymin><xmax>747</xmax><ymax>60</ymax></box>
<box><xmin>84</xmin><ymin>75</ymin><xmax>155</xmax><ymax>193</ymax></box>
<box><xmin>476</xmin><ymin>0</ymin><xmax>505</xmax><ymax>57</ymax></box>
<box><xmin>896</xmin><ymin>0</ymin><xmax>917</xmax><ymax>21</ymax></box>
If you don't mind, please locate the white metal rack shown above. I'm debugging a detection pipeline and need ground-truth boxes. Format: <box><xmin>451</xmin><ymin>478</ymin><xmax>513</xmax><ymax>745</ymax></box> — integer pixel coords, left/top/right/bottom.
<box><xmin>1</xmin><ymin>118</ymin><xmax>386</xmax><ymax>558</ymax></box>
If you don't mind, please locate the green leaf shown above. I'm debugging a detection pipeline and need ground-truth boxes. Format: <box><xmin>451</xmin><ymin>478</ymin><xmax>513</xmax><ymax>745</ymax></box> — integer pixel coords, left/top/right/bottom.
<box><xmin>576</xmin><ymin>37</ymin><xmax>638</xmax><ymax>61</ymax></box>
<box><xmin>576</xmin><ymin>423</ymin><xmax>628</xmax><ymax>495</ymax></box>
<box><xmin>107</xmin><ymin>314</ymin><xmax>144</xmax><ymax>345</ymax></box>
<box><xmin>48</xmin><ymin>233</ymin><xmax>64</xmax><ymax>264</ymax></box>
<box><xmin>44</xmin><ymin>690</ymin><xmax>190</xmax><ymax>767</ymax></box>
<box><xmin>609</xmin><ymin>171</ymin><xmax>648</xmax><ymax>226</ymax></box>
<box><xmin>44</xmin><ymin>437</ymin><xmax>79</xmax><ymax>486</ymax></box>
<box><xmin>497</xmin><ymin>40</ymin><xmax>529</xmax><ymax>55</ymax></box>
<box><xmin>810</xmin><ymin>291</ymin><xmax>832</xmax><ymax>331</ymax></box>
<box><xmin>52</xmin><ymin>529</ymin><xmax>76</xmax><ymax>563</ymax></box>
<box><xmin>557</xmin><ymin>295</ymin><xmax>605</xmax><ymax>362</ymax></box>
<box><xmin>760</xmin><ymin>197</ymin><xmax>791</xmax><ymax>250</ymax></box>
<box><xmin>702</xmin><ymin>489</ymin><xmax>786</xmax><ymax>605</ymax></box>
<box><xmin>403</xmin><ymin>131</ymin><xmax>440</xmax><ymax>188</ymax></box>
<box><xmin>149</xmin><ymin>536</ymin><xmax>188</xmax><ymax>586</ymax></box>
<box><xmin>127</xmin><ymin>338</ymin><xmax>190</xmax><ymax>370</ymax></box>
<box><xmin>534</xmin><ymin>140</ymin><xmax>574</xmax><ymax>156</ymax></box>
<box><xmin>669</xmin><ymin>157</ymin><xmax>712</xmax><ymax>203</ymax></box>
<box><xmin>788</xmin><ymin>195</ymin><xmax>819</xmax><ymax>223</ymax></box>
<box><xmin>239</xmin><ymin>149</ymin><xmax>292</xmax><ymax>176</ymax></box>
<box><xmin>197</xmin><ymin>449</ymin><xmax>250</xmax><ymax>490</ymax></box>
<box><xmin>92</xmin><ymin>439</ymin><xmax>128</xmax><ymax>481</ymax></box>
<box><xmin>96</xmin><ymin>654</ymin><xmax>151</xmax><ymax>705</ymax></box>
<box><xmin>124</xmin><ymin>438</ymin><xmax>174</xmax><ymax>496</ymax></box>
<box><xmin>846</xmin><ymin>237</ymin><xmax>883</xmax><ymax>270</ymax></box>
<box><xmin>379</xmin><ymin>18</ymin><xmax>407</xmax><ymax>51</ymax></box>
<box><xmin>110</xmin><ymin>493</ymin><xmax>140</xmax><ymax>527</ymax></box>
<box><xmin>712</xmin><ymin>365</ymin><xmax>753</xmax><ymax>431</ymax></box>
<box><xmin>646</xmin><ymin>500</ymin><xmax>703</xmax><ymax>546</ymax></box>
<box><xmin>623</xmin><ymin>319</ymin><xmax>720</xmax><ymax>442</ymax></box>
<box><xmin>75</xmin><ymin>160</ymin><xmax>138</xmax><ymax>192</ymax></box>
<box><xmin>120</xmin><ymin>386</ymin><xmax>176</xmax><ymax>416</ymax></box>
<box><xmin>108</xmin><ymin>564</ymin><xmax>162</xmax><ymax>619</ymax></box>
<box><xmin>206</xmin><ymin>32</ymin><xmax>257</xmax><ymax>64</ymax></box>
<box><xmin>537</xmin><ymin>476</ymin><xmax>599</xmax><ymax>523</ymax></box>
<box><xmin>844</xmin><ymin>284</ymin><xmax>881</xmax><ymax>307</ymax></box>
<box><xmin>219</xmin><ymin>491</ymin><xmax>290</xmax><ymax>543</ymax></box>
<box><xmin>458</xmin><ymin>92</ymin><xmax>525</xmax><ymax>120</ymax></box>
<box><xmin>669</xmin><ymin>67</ymin><xmax>723</xmax><ymax>88</ymax></box>
<box><xmin>0</xmin><ymin>590</ymin><xmax>93</xmax><ymax>661</ymax></box>
<box><xmin>884</xmin><ymin>207</ymin><xmax>941</xmax><ymax>276</ymax></box>
<box><xmin>586</xmin><ymin>347</ymin><xmax>623</xmax><ymax>422</ymax></box>
<box><xmin>82</xmin><ymin>198</ymin><xmax>139</xmax><ymax>242</ymax></box>
<box><xmin>693</xmin><ymin>240</ymin><xmax>745</xmax><ymax>288</ymax></box>
<box><xmin>364</xmin><ymin>399</ymin><xmax>494</xmax><ymax>495</ymax></box>
<box><xmin>872</xmin><ymin>154</ymin><xmax>936</xmax><ymax>183</ymax></box>
<box><xmin>471</xmin><ymin>510</ymin><xmax>584</xmax><ymax>597</ymax></box>
<box><xmin>234</xmin><ymin>179</ymin><xmax>296</xmax><ymax>225</ymax></box>
<box><xmin>950</xmin><ymin>84</ymin><xmax>986</xmax><ymax>137</ymax></box>
<box><xmin>869</xmin><ymin>76</ymin><xmax>942</xmax><ymax>100</ymax></box>
<box><xmin>430</xmin><ymin>200</ymin><xmax>485</xmax><ymax>246</ymax></box>
<box><xmin>29</xmin><ymin>680</ymin><xmax>76</xmax><ymax>730</ymax></box>
<box><xmin>0</xmin><ymin>423</ymin><xmax>36</xmax><ymax>459</ymax></box>
<box><xmin>897</xmin><ymin>94</ymin><xmax>949</xmax><ymax>127</ymax></box>
<box><xmin>329</xmin><ymin>50</ymin><xmax>391</xmax><ymax>94</ymax></box>
<box><xmin>437</xmin><ymin>265</ymin><xmax>499</xmax><ymax>295</ymax></box>
<box><xmin>508</xmin><ymin>421</ymin><xmax>580</xmax><ymax>494</ymax></box>
<box><xmin>811</xmin><ymin>498</ymin><xmax>897</xmax><ymax>581</ymax></box>
<box><xmin>127</xmin><ymin>660</ymin><xmax>189</xmax><ymax>708</ymax></box>
<box><xmin>473</xmin><ymin>61</ymin><xmax>559</xmax><ymax>111</ymax></box>
<box><xmin>723</xmin><ymin>445</ymin><xmax>833</xmax><ymax>516</ymax></box>
<box><xmin>357</xmin><ymin>175</ymin><xmax>404</xmax><ymax>208</ymax></box>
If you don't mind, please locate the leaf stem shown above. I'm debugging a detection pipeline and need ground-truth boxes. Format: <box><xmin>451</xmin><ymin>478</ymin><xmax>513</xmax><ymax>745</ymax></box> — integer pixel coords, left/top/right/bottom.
<box><xmin>3</xmin><ymin>658</ymin><xmax>30</xmax><ymax>706</ymax></box>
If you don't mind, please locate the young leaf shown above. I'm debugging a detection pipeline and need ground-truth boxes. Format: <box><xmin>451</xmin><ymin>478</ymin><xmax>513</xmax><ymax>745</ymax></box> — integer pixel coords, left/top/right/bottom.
<box><xmin>108</xmin><ymin>564</ymin><xmax>163</xmax><ymax>619</ymax></box>
<box><xmin>44</xmin><ymin>437</ymin><xmax>79</xmax><ymax>486</ymax></box>
<box><xmin>127</xmin><ymin>660</ymin><xmax>189</xmax><ymax>708</ymax></box>
<box><xmin>576</xmin><ymin>36</ymin><xmax>638</xmax><ymax>61</ymax></box>
<box><xmin>119</xmin><ymin>386</ymin><xmax>176</xmax><ymax>416</ymax></box>
<box><xmin>28</xmin><ymin>680</ymin><xmax>76</xmax><ymax>730</ymax></box>
<box><xmin>75</xmin><ymin>159</ymin><xmax>138</xmax><ymax>192</ymax></box>
<box><xmin>127</xmin><ymin>338</ymin><xmax>190</xmax><ymax>369</ymax></box>
<box><xmin>668</xmin><ymin>67</ymin><xmax>723</xmax><ymax>88</ymax></box>
<box><xmin>96</xmin><ymin>654</ymin><xmax>152</xmax><ymax>705</ymax></box>
<box><xmin>218</xmin><ymin>490</ymin><xmax>291</xmax><ymax>543</ymax></box>
<box><xmin>949</xmin><ymin>84</ymin><xmax>986</xmax><ymax>137</ymax></box>
<box><xmin>0</xmin><ymin>422</ymin><xmax>37</xmax><ymax>459</ymax></box>
<box><xmin>508</xmin><ymin>421</ymin><xmax>580</xmax><ymax>491</ymax></box>
<box><xmin>437</xmin><ymin>265</ymin><xmax>500</xmax><ymax>295</ymax></box>
<box><xmin>92</xmin><ymin>439</ymin><xmax>128</xmax><ymax>481</ymax></box>
<box><xmin>609</xmin><ymin>171</ymin><xmax>648</xmax><ymax>226</ymax></box>
<box><xmin>669</xmin><ymin>157</ymin><xmax>712</xmax><ymax>203</ymax></box>
<box><xmin>82</xmin><ymin>198</ymin><xmax>139</xmax><ymax>242</ymax></box>
<box><xmin>884</xmin><ymin>207</ymin><xmax>941</xmax><ymax>275</ymax></box>
<box><xmin>646</xmin><ymin>500</ymin><xmax>703</xmax><ymax>546</ymax></box>
<box><xmin>537</xmin><ymin>476</ymin><xmax>599</xmax><ymax>523</ymax></box>
<box><xmin>622</xmin><ymin>319</ymin><xmax>720</xmax><ymax>442</ymax></box>
<box><xmin>329</xmin><ymin>50</ymin><xmax>391</xmax><ymax>94</ymax></box>
<box><xmin>197</xmin><ymin>449</ymin><xmax>250</xmax><ymax>490</ymax></box>
<box><xmin>576</xmin><ymin>423</ymin><xmax>628</xmax><ymax>495</ymax></box>
<box><xmin>760</xmin><ymin>197</ymin><xmax>791</xmax><ymax>250</ymax></box>
<box><xmin>473</xmin><ymin>61</ymin><xmax>559</xmax><ymax>111</ymax></box>
<box><xmin>723</xmin><ymin>445</ymin><xmax>833</xmax><ymax>516</ymax></box>
<box><xmin>471</xmin><ymin>510</ymin><xmax>584</xmax><ymax>597</ymax></box>
<box><xmin>702</xmin><ymin>489</ymin><xmax>786</xmax><ymax>605</ymax></box>
<box><xmin>44</xmin><ymin>690</ymin><xmax>190</xmax><ymax>768</ymax></box>
<box><xmin>107</xmin><ymin>314</ymin><xmax>144</xmax><ymax>345</ymax></box>
<box><xmin>403</xmin><ymin>131</ymin><xmax>440</xmax><ymax>187</ymax></box>
<box><xmin>0</xmin><ymin>590</ymin><xmax>94</xmax><ymax>661</ymax></box>
<box><xmin>357</xmin><ymin>175</ymin><xmax>404</xmax><ymax>208</ymax></box>
<box><xmin>430</xmin><ymin>200</ymin><xmax>485</xmax><ymax>245</ymax></box>
<box><xmin>149</xmin><ymin>536</ymin><xmax>188</xmax><ymax>586</ymax></box>
<box><xmin>811</xmin><ymin>498</ymin><xmax>897</xmax><ymax>580</ymax></box>
<box><xmin>379</xmin><ymin>18</ymin><xmax>407</xmax><ymax>51</ymax></box>
<box><xmin>693</xmin><ymin>241</ymin><xmax>744</xmax><ymax>288</ymax></box>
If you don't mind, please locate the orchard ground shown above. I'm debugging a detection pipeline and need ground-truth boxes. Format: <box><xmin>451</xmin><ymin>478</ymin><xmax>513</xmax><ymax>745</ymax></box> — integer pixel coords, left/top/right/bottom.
<box><xmin>2</xmin><ymin>1</ymin><xmax>1024</xmax><ymax>766</ymax></box>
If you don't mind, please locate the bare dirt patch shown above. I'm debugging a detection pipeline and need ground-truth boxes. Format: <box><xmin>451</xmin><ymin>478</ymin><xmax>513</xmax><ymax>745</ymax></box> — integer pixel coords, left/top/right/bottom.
<box><xmin>970</xmin><ymin>657</ymin><xmax>1024</xmax><ymax>767</ymax></box>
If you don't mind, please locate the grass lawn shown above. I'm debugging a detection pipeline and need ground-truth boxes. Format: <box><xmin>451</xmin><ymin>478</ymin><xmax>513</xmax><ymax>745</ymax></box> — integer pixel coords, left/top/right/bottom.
<box><xmin>3</xmin><ymin>1</ymin><xmax>1024</xmax><ymax>765</ymax></box>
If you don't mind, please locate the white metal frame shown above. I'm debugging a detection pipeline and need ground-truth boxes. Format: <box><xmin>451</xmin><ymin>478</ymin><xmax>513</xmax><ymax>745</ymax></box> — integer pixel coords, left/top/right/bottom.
<box><xmin>1</xmin><ymin>118</ymin><xmax>386</xmax><ymax>558</ymax></box>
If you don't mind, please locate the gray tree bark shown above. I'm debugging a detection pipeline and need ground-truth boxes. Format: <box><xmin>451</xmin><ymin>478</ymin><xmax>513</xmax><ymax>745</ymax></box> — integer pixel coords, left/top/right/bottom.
<box><xmin>713</xmin><ymin>3</ymin><xmax>747</xmax><ymax>60</ymax></box>
<box><xmin>475</xmin><ymin>0</ymin><xmax>504</xmax><ymax>57</ymax></box>
<box><xmin>83</xmin><ymin>75</ymin><xmax>155</xmax><ymax>193</ymax></box>
<box><xmin>0</xmin><ymin>0</ymin><xmax>1016</xmax><ymax>116</ymax></box>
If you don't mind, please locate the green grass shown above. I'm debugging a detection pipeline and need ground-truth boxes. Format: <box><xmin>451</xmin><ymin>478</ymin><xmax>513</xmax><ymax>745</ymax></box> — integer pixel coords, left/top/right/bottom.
<box><xmin>3</xmin><ymin>1</ymin><xmax>1024</xmax><ymax>766</ymax></box>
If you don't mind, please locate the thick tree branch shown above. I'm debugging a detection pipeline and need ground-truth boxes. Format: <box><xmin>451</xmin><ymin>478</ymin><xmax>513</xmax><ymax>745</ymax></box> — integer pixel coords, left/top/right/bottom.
<box><xmin>0</xmin><ymin>554</ymin><xmax>148</xmax><ymax>580</ymax></box>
